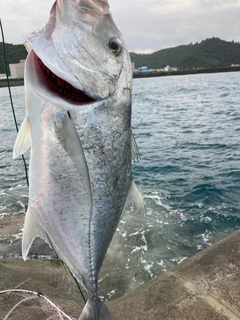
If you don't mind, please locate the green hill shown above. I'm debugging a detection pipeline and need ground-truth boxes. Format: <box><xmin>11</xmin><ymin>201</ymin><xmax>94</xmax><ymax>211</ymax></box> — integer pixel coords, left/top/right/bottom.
<box><xmin>130</xmin><ymin>38</ymin><xmax>240</xmax><ymax>70</ymax></box>
<box><xmin>0</xmin><ymin>43</ymin><xmax>27</xmax><ymax>75</ymax></box>
<box><xmin>1</xmin><ymin>38</ymin><xmax>240</xmax><ymax>75</ymax></box>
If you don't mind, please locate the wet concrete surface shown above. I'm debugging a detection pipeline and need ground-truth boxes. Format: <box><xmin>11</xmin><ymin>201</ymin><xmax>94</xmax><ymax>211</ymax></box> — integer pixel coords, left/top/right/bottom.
<box><xmin>1</xmin><ymin>228</ymin><xmax>240</xmax><ymax>319</ymax></box>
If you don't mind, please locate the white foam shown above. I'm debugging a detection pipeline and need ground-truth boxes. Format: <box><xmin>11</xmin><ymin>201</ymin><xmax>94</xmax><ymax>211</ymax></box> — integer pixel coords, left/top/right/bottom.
<box><xmin>130</xmin><ymin>245</ymin><xmax>147</xmax><ymax>254</ymax></box>
<box><xmin>156</xmin><ymin>259</ymin><xmax>167</xmax><ymax>272</ymax></box>
<box><xmin>145</xmin><ymin>193</ymin><xmax>172</xmax><ymax>211</ymax></box>
<box><xmin>107</xmin><ymin>290</ymin><xmax>116</xmax><ymax>299</ymax></box>
<box><xmin>170</xmin><ymin>257</ymin><xmax>188</xmax><ymax>264</ymax></box>
<box><xmin>140</xmin><ymin>257</ymin><xmax>155</xmax><ymax>278</ymax></box>
<box><xmin>118</xmin><ymin>231</ymin><xmax>127</xmax><ymax>238</ymax></box>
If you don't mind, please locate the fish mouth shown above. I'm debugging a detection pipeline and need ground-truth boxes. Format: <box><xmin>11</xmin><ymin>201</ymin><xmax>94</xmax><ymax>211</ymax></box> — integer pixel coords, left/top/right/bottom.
<box><xmin>37</xmin><ymin>56</ymin><xmax>96</xmax><ymax>104</ymax></box>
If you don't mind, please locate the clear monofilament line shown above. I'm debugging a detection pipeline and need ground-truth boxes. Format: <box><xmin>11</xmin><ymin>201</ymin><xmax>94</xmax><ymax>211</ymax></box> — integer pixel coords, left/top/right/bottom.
<box><xmin>0</xmin><ymin>289</ymin><xmax>74</xmax><ymax>320</ymax></box>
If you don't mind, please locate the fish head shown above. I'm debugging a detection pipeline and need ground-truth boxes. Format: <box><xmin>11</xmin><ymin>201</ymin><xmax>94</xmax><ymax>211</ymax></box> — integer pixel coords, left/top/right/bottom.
<box><xmin>25</xmin><ymin>0</ymin><xmax>132</xmax><ymax>103</ymax></box>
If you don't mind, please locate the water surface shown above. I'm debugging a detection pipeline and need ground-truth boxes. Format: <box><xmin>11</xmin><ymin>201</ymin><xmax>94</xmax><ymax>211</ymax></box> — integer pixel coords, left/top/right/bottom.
<box><xmin>1</xmin><ymin>72</ymin><xmax>240</xmax><ymax>300</ymax></box>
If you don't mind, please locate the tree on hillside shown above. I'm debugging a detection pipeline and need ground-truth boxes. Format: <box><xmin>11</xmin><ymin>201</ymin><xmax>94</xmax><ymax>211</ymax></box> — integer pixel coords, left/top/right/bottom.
<box><xmin>130</xmin><ymin>38</ymin><xmax>240</xmax><ymax>70</ymax></box>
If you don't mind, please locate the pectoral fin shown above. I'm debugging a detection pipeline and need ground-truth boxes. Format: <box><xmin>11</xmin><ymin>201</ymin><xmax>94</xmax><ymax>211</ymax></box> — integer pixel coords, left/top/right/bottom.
<box><xmin>13</xmin><ymin>116</ymin><xmax>31</xmax><ymax>159</ymax></box>
<box><xmin>22</xmin><ymin>207</ymin><xmax>51</xmax><ymax>260</ymax></box>
<box><xmin>131</xmin><ymin>132</ymin><xmax>140</xmax><ymax>162</ymax></box>
<box><xmin>24</xmin><ymin>41</ymin><xmax>32</xmax><ymax>53</ymax></box>
<box><xmin>123</xmin><ymin>181</ymin><xmax>145</xmax><ymax>215</ymax></box>
<box><xmin>53</xmin><ymin>110</ymin><xmax>92</xmax><ymax>210</ymax></box>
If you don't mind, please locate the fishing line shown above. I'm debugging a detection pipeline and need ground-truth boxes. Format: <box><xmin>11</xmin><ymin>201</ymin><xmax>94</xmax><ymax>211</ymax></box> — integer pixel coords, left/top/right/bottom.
<box><xmin>0</xmin><ymin>289</ymin><xmax>74</xmax><ymax>320</ymax></box>
<box><xmin>0</xmin><ymin>19</ymin><xmax>29</xmax><ymax>187</ymax></box>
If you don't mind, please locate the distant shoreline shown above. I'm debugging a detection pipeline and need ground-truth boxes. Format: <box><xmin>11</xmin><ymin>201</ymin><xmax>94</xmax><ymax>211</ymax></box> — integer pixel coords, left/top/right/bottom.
<box><xmin>0</xmin><ymin>66</ymin><xmax>239</xmax><ymax>88</ymax></box>
<box><xmin>0</xmin><ymin>78</ymin><xmax>24</xmax><ymax>88</ymax></box>
<box><xmin>133</xmin><ymin>66</ymin><xmax>240</xmax><ymax>78</ymax></box>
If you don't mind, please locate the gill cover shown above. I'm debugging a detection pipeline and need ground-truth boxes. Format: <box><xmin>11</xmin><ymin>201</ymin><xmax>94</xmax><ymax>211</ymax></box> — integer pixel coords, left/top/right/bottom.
<box><xmin>25</xmin><ymin>0</ymin><xmax>126</xmax><ymax>100</ymax></box>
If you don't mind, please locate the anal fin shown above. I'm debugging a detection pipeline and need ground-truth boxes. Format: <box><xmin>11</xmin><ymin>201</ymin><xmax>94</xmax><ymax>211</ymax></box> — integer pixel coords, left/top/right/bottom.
<box><xmin>22</xmin><ymin>207</ymin><xmax>50</xmax><ymax>260</ymax></box>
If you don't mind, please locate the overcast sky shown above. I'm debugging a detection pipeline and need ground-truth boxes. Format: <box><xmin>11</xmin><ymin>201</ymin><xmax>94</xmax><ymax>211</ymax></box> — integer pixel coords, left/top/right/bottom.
<box><xmin>0</xmin><ymin>0</ymin><xmax>240</xmax><ymax>53</ymax></box>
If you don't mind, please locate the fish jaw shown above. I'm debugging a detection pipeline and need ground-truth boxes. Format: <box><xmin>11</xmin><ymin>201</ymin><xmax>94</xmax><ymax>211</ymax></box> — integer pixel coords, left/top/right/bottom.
<box><xmin>24</xmin><ymin>0</ymin><xmax>131</xmax><ymax>101</ymax></box>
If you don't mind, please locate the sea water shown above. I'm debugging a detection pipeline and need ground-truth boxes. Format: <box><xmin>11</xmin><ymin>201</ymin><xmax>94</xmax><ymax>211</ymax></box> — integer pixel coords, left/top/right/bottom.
<box><xmin>0</xmin><ymin>72</ymin><xmax>240</xmax><ymax>300</ymax></box>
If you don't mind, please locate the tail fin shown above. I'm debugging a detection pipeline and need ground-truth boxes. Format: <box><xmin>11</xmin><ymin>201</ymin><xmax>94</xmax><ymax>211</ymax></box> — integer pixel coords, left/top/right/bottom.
<box><xmin>79</xmin><ymin>298</ymin><xmax>118</xmax><ymax>320</ymax></box>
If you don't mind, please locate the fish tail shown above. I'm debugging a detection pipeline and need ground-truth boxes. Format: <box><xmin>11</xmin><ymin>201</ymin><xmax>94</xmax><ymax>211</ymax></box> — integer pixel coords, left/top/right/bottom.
<box><xmin>98</xmin><ymin>299</ymin><xmax>118</xmax><ymax>320</ymax></box>
<box><xmin>79</xmin><ymin>298</ymin><xmax>118</xmax><ymax>320</ymax></box>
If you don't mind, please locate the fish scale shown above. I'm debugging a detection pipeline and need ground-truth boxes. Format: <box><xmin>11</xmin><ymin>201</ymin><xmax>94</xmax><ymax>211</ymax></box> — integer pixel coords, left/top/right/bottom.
<box><xmin>13</xmin><ymin>1</ymin><xmax>144</xmax><ymax>319</ymax></box>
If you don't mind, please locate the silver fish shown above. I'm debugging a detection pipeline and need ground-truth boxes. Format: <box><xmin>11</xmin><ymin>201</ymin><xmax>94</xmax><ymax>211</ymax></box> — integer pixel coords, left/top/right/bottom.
<box><xmin>13</xmin><ymin>0</ymin><xmax>145</xmax><ymax>319</ymax></box>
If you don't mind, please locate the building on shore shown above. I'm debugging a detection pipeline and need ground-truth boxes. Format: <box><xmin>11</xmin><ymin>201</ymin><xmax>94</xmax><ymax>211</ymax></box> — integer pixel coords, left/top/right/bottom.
<box><xmin>0</xmin><ymin>74</ymin><xmax>6</xmax><ymax>79</ymax></box>
<box><xmin>9</xmin><ymin>60</ymin><xmax>25</xmax><ymax>78</ymax></box>
<box><xmin>137</xmin><ymin>66</ymin><xmax>151</xmax><ymax>72</ymax></box>
<box><xmin>164</xmin><ymin>65</ymin><xmax>178</xmax><ymax>72</ymax></box>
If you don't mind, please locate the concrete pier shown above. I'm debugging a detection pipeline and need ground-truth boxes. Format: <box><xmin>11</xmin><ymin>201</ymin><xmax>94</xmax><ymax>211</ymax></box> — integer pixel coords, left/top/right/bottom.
<box><xmin>110</xmin><ymin>229</ymin><xmax>240</xmax><ymax>319</ymax></box>
<box><xmin>0</xmin><ymin>79</ymin><xmax>24</xmax><ymax>87</ymax></box>
<box><xmin>1</xmin><ymin>229</ymin><xmax>240</xmax><ymax>319</ymax></box>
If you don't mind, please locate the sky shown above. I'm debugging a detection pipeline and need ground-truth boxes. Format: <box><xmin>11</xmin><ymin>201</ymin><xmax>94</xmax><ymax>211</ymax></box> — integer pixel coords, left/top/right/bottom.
<box><xmin>0</xmin><ymin>0</ymin><xmax>240</xmax><ymax>53</ymax></box>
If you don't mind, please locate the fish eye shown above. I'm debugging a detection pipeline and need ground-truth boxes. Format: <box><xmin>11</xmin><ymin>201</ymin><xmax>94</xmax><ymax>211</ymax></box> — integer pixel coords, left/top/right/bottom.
<box><xmin>109</xmin><ymin>39</ymin><xmax>121</xmax><ymax>56</ymax></box>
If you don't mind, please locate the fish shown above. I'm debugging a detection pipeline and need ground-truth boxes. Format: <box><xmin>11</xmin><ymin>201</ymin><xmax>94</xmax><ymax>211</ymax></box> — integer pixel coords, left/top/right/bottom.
<box><xmin>13</xmin><ymin>0</ymin><xmax>145</xmax><ymax>319</ymax></box>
